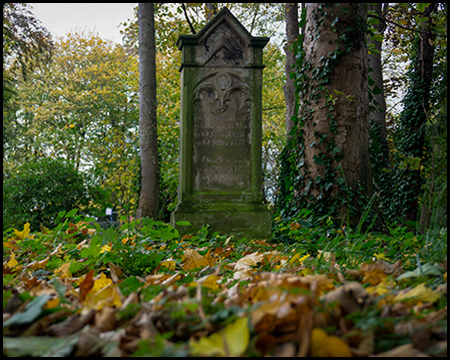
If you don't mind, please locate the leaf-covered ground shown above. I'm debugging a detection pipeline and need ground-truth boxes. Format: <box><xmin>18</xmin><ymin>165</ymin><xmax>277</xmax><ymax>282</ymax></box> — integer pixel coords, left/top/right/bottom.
<box><xmin>3</xmin><ymin>212</ymin><xmax>447</xmax><ymax>357</ymax></box>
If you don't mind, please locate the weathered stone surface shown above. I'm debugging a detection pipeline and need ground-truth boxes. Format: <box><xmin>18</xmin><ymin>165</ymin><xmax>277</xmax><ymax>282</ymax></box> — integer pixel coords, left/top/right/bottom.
<box><xmin>171</xmin><ymin>8</ymin><xmax>271</xmax><ymax>239</ymax></box>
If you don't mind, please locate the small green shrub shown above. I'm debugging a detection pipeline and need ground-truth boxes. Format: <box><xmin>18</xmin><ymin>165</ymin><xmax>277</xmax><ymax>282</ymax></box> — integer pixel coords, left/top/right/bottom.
<box><xmin>3</xmin><ymin>158</ymin><xmax>89</xmax><ymax>231</ymax></box>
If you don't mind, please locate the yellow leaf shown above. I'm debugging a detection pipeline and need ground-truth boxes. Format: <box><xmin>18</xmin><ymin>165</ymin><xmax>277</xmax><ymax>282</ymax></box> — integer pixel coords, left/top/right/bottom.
<box><xmin>190</xmin><ymin>317</ymin><xmax>249</xmax><ymax>356</ymax></box>
<box><xmin>44</xmin><ymin>297</ymin><xmax>60</xmax><ymax>309</ymax></box>
<box><xmin>392</xmin><ymin>283</ymin><xmax>441</xmax><ymax>305</ymax></box>
<box><xmin>100</xmin><ymin>244</ymin><xmax>112</xmax><ymax>254</ymax></box>
<box><xmin>13</xmin><ymin>222</ymin><xmax>34</xmax><ymax>240</ymax></box>
<box><xmin>54</xmin><ymin>262</ymin><xmax>72</xmax><ymax>279</ymax></box>
<box><xmin>373</xmin><ymin>252</ymin><xmax>390</xmax><ymax>261</ymax></box>
<box><xmin>7</xmin><ymin>253</ymin><xmax>18</xmax><ymax>269</ymax></box>
<box><xmin>83</xmin><ymin>283</ymin><xmax>122</xmax><ymax>312</ymax></box>
<box><xmin>160</xmin><ymin>259</ymin><xmax>176</xmax><ymax>271</ymax></box>
<box><xmin>28</xmin><ymin>257</ymin><xmax>50</xmax><ymax>270</ymax></box>
<box><xmin>310</xmin><ymin>328</ymin><xmax>352</xmax><ymax>357</ymax></box>
<box><xmin>200</xmin><ymin>274</ymin><xmax>220</xmax><ymax>291</ymax></box>
<box><xmin>92</xmin><ymin>272</ymin><xmax>113</xmax><ymax>293</ymax></box>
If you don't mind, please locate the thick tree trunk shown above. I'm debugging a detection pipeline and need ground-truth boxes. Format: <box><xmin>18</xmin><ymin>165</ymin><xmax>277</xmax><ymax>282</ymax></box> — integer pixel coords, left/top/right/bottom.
<box><xmin>296</xmin><ymin>3</ymin><xmax>373</xmax><ymax>224</ymax></box>
<box><xmin>137</xmin><ymin>3</ymin><xmax>159</xmax><ymax>219</ymax></box>
<box><xmin>367</xmin><ymin>3</ymin><xmax>389</xmax><ymax>163</ymax></box>
<box><xmin>283</xmin><ymin>3</ymin><xmax>299</xmax><ymax>138</ymax></box>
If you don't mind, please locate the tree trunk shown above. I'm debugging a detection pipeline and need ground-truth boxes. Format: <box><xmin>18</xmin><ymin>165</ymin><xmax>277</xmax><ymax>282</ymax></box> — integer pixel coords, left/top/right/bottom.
<box><xmin>399</xmin><ymin>3</ymin><xmax>437</xmax><ymax>223</ymax></box>
<box><xmin>295</xmin><ymin>3</ymin><xmax>373</xmax><ymax>225</ymax></box>
<box><xmin>283</xmin><ymin>3</ymin><xmax>299</xmax><ymax>138</ymax></box>
<box><xmin>367</xmin><ymin>3</ymin><xmax>389</xmax><ymax>163</ymax></box>
<box><xmin>205</xmin><ymin>3</ymin><xmax>218</xmax><ymax>21</ymax></box>
<box><xmin>137</xmin><ymin>3</ymin><xmax>159</xmax><ymax>219</ymax></box>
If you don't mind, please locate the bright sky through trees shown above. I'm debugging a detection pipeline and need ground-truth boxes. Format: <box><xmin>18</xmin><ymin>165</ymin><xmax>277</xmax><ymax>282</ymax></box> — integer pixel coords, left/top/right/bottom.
<box><xmin>28</xmin><ymin>3</ymin><xmax>137</xmax><ymax>43</ymax></box>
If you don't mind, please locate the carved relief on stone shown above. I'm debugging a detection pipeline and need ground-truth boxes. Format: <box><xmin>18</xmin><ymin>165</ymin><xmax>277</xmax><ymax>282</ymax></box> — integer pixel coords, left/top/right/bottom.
<box><xmin>193</xmin><ymin>72</ymin><xmax>251</xmax><ymax>114</ymax></box>
<box><xmin>200</xmin><ymin>20</ymin><xmax>247</xmax><ymax>66</ymax></box>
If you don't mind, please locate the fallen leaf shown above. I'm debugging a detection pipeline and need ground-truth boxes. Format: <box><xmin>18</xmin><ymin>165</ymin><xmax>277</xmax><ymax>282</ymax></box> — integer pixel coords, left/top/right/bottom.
<box><xmin>3</xmin><ymin>294</ymin><xmax>51</xmax><ymax>327</ymax></box>
<box><xmin>373</xmin><ymin>343</ymin><xmax>428</xmax><ymax>357</ymax></box>
<box><xmin>392</xmin><ymin>283</ymin><xmax>441</xmax><ymax>305</ymax></box>
<box><xmin>82</xmin><ymin>283</ymin><xmax>122</xmax><ymax>312</ymax></box>
<box><xmin>310</xmin><ymin>328</ymin><xmax>352</xmax><ymax>357</ymax></box>
<box><xmin>79</xmin><ymin>269</ymin><xmax>95</xmax><ymax>302</ymax></box>
<box><xmin>91</xmin><ymin>272</ymin><xmax>113</xmax><ymax>293</ymax></box>
<box><xmin>28</xmin><ymin>257</ymin><xmax>50</xmax><ymax>270</ymax></box>
<box><xmin>54</xmin><ymin>262</ymin><xmax>72</xmax><ymax>279</ymax></box>
<box><xmin>108</xmin><ymin>262</ymin><xmax>125</xmax><ymax>283</ymax></box>
<box><xmin>13</xmin><ymin>222</ymin><xmax>34</xmax><ymax>240</ymax></box>
<box><xmin>182</xmin><ymin>248</ymin><xmax>215</xmax><ymax>271</ymax></box>
<box><xmin>6</xmin><ymin>253</ymin><xmax>18</xmax><ymax>270</ymax></box>
<box><xmin>99</xmin><ymin>244</ymin><xmax>112</xmax><ymax>254</ymax></box>
<box><xmin>190</xmin><ymin>317</ymin><xmax>250</xmax><ymax>356</ymax></box>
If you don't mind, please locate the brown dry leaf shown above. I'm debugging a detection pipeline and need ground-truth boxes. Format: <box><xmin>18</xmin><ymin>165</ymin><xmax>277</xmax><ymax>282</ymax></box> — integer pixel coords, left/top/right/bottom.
<box><xmin>21</xmin><ymin>272</ymin><xmax>39</xmax><ymax>288</ymax></box>
<box><xmin>28</xmin><ymin>257</ymin><xmax>50</xmax><ymax>270</ymax></box>
<box><xmin>182</xmin><ymin>248</ymin><xmax>216</xmax><ymax>271</ymax></box>
<box><xmin>373</xmin><ymin>343</ymin><xmax>428</xmax><ymax>357</ymax></box>
<box><xmin>234</xmin><ymin>251</ymin><xmax>279</xmax><ymax>271</ymax></box>
<box><xmin>95</xmin><ymin>305</ymin><xmax>117</xmax><ymax>332</ymax></box>
<box><xmin>362</xmin><ymin>268</ymin><xmax>388</xmax><ymax>285</ymax></box>
<box><xmin>79</xmin><ymin>269</ymin><xmax>95</xmax><ymax>302</ymax></box>
<box><xmin>319</xmin><ymin>282</ymin><xmax>371</xmax><ymax>315</ymax></box>
<box><xmin>300</xmin><ymin>274</ymin><xmax>335</xmax><ymax>296</ymax></box>
<box><xmin>108</xmin><ymin>262</ymin><xmax>125</xmax><ymax>283</ymax></box>
<box><xmin>361</xmin><ymin>259</ymin><xmax>403</xmax><ymax>278</ymax></box>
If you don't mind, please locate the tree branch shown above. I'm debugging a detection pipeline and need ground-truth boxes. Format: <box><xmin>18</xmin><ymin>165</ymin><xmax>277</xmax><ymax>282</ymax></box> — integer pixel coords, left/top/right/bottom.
<box><xmin>181</xmin><ymin>3</ymin><xmax>196</xmax><ymax>34</ymax></box>
<box><xmin>368</xmin><ymin>14</ymin><xmax>445</xmax><ymax>38</ymax></box>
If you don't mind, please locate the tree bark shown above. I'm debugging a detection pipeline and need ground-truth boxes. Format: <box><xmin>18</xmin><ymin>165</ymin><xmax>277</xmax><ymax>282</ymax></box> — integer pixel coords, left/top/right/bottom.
<box><xmin>283</xmin><ymin>3</ymin><xmax>299</xmax><ymax>138</ymax></box>
<box><xmin>137</xmin><ymin>3</ymin><xmax>159</xmax><ymax>219</ymax></box>
<box><xmin>205</xmin><ymin>3</ymin><xmax>218</xmax><ymax>21</ymax></box>
<box><xmin>367</xmin><ymin>3</ymin><xmax>389</xmax><ymax>164</ymax></box>
<box><xmin>296</xmin><ymin>3</ymin><xmax>373</xmax><ymax>224</ymax></box>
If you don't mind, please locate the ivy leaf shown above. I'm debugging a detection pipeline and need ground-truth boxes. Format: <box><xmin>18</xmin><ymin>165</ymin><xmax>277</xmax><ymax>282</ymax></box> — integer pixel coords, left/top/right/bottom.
<box><xmin>372</xmin><ymin>85</ymin><xmax>382</xmax><ymax>95</ymax></box>
<box><xmin>3</xmin><ymin>294</ymin><xmax>51</xmax><ymax>327</ymax></box>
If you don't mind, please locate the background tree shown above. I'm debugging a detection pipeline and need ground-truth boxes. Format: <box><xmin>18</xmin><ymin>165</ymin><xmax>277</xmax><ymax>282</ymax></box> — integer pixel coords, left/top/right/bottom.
<box><xmin>3</xmin><ymin>32</ymin><xmax>140</xmax><ymax>217</ymax></box>
<box><xmin>283</xmin><ymin>3</ymin><xmax>299</xmax><ymax>138</ymax></box>
<box><xmin>136</xmin><ymin>3</ymin><xmax>159</xmax><ymax>219</ymax></box>
<box><xmin>3</xmin><ymin>3</ymin><xmax>53</xmax><ymax>165</ymax></box>
<box><xmin>393</xmin><ymin>3</ymin><xmax>438</xmax><ymax>224</ymax></box>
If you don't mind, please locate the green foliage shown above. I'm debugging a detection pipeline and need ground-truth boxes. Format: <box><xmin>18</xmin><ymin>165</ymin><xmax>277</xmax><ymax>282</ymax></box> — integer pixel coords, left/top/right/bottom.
<box><xmin>3</xmin><ymin>157</ymin><xmax>89</xmax><ymax>231</ymax></box>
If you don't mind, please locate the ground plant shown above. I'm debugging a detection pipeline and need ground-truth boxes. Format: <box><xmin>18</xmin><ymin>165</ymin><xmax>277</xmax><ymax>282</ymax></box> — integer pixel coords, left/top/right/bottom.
<box><xmin>3</xmin><ymin>211</ymin><xmax>447</xmax><ymax>357</ymax></box>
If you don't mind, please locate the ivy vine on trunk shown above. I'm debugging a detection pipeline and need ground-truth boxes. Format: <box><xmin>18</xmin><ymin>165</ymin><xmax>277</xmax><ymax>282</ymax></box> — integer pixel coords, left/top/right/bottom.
<box><xmin>278</xmin><ymin>3</ymin><xmax>376</xmax><ymax>228</ymax></box>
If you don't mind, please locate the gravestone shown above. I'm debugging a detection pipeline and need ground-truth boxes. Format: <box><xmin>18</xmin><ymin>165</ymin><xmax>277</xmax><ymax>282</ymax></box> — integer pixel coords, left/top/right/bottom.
<box><xmin>171</xmin><ymin>8</ymin><xmax>272</xmax><ymax>238</ymax></box>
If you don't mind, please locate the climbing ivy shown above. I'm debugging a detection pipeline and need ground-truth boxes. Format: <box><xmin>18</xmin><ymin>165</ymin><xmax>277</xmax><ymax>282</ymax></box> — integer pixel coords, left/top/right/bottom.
<box><xmin>277</xmin><ymin>4</ymin><xmax>376</xmax><ymax>228</ymax></box>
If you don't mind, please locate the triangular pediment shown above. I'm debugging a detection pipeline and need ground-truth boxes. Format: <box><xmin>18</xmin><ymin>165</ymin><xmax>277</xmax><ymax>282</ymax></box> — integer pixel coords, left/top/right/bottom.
<box><xmin>203</xmin><ymin>44</ymin><xmax>244</xmax><ymax>67</ymax></box>
<box><xmin>177</xmin><ymin>7</ymin><xmax>268</xmax><ymax>68</ymax></box>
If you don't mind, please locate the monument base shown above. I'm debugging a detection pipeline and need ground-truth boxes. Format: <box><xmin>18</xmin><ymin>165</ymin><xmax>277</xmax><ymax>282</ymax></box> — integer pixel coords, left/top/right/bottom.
<box><xmin>171</xmin><ymin>203</ymin><xmax>272</xmax><ymax>239</ymax></box>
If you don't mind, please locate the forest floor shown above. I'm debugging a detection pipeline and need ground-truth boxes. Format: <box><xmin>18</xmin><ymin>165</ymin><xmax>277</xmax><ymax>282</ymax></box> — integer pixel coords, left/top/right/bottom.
<box><xmin>3</xmin><ymin>213</ymin><xmax>447</xmax><ymax>357</ymax></box>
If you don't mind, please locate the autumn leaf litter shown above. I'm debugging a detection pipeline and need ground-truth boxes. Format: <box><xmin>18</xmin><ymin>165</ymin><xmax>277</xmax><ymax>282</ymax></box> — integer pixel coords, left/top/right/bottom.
<box><xmin>3</xmin><ymin>220</ymin><xmax>447</xmax><ymax>357</ymax></box>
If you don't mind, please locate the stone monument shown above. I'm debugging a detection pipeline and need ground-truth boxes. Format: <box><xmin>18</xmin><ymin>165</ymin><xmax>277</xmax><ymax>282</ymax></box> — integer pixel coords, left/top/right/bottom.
<box><xmin>171</xmin><ymin>8</ymin><xmax>272</xmax><ymax>238</ymax></box>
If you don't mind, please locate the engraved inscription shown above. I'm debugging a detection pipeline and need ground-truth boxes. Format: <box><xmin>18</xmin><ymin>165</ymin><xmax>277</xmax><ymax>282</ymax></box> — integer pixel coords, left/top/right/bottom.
<box><xmin>193</xmin><ymin>84</ymin><xmax>252</xmax><ymax>192</ymax></box>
